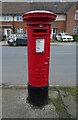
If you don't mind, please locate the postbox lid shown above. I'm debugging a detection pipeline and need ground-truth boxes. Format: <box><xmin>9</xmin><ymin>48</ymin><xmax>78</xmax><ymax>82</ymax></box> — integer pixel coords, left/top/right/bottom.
<box><xmin>22</xmin><ymin>10</ymin><xmax>56</xmax><ymax>21</ymax></box>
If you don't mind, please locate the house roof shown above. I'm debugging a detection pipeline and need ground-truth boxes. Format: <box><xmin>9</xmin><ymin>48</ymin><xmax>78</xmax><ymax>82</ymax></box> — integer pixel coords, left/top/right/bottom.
<box><xmin>2</xmin><ymin>2</ymin><xmax>30</xmax><ymax>15</ymax></box>
<box><xmin>2</xmin><ymin>2</ymin><xmax>75</xmax><ymax>15</ymax></box>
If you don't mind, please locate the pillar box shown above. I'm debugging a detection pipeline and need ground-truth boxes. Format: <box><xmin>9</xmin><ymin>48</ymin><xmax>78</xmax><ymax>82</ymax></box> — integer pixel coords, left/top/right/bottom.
<box><xmin>22</xmin><ymin>10</ymin><xmax>56</xmax><ymax>106</ymax></box>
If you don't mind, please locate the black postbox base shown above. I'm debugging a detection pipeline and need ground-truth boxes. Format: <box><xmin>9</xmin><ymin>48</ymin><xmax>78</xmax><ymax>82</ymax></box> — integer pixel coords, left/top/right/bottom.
<box><xmin>27</xmin><ymin>83</ymin><xmax>48</xmax><ymax>106</ymax></box>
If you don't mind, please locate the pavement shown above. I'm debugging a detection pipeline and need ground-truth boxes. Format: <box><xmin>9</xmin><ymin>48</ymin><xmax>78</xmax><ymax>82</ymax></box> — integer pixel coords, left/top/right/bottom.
<box><xmin>0</xmin><ymin>40</ymin><xmax>76</xmax><ymax>46</ymax></box>
<box><xmin>0</xmin><ymin>41</ymin><xmax>8</xmax><ymax>46</ymax></box>
<box><xmin>0</xmin><ymin>85</ymin><xmax>77</xmax><ymax>119</ymax></box>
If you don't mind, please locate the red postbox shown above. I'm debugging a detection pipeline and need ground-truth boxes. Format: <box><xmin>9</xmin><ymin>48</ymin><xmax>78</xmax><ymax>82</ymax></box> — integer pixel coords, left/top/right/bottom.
<box><xmin>22</xmin><ymin>10</ymin><xmax>56</xmax><ymax>106</ymax></box>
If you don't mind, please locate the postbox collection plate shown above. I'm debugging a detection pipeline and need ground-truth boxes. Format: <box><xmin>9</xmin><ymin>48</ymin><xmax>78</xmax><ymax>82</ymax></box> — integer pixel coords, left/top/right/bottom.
<box><xmin>36</xmin><ymin>38</ymin><xmax>45</xmax><ymax>53</ymax></box>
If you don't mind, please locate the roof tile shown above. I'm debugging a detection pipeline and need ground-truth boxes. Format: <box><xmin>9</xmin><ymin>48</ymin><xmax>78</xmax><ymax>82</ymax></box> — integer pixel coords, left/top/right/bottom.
<box><xmin>2</xmin><ymin>2</ymin><xmax>75</xmax><ymax>15</ymax></box>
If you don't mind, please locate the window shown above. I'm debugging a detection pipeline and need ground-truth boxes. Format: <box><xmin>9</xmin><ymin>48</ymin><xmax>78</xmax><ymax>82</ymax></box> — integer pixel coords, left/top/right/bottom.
<box><xmin>3</xmin><ymin>16</ymin><xmax>10</xmax><ymax>21</ymax></box>
<box><xmin>75</xmin><ymin>10</ymin><xmax>78</xmax><ymax>20</ymax></box>
<box><xmin>16</xmin><ymin>15</ymin><xmax>23</xmax><ymax>21</ymax></box>
<box><xmin>52</xmin><ymin>28</ymin><xmax>57</xmax><ymax>34</ymax></box>
<box><xmin>17</xmin><ymin>28</ymin><xmax>23</xmax><ymax>33</ymax></box>
<box><xmin>50</xmin><ymin>28</ymin><xmax>57</xmax><ymax>39</ymax></box>
<box><xmin>73</xmin><ymin>26</ymin><xmax>78</xmax><ymax>34</ymax></box>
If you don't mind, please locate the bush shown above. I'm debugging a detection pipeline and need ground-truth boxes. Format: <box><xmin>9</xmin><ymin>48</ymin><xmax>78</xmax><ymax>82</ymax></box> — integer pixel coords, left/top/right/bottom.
<box><xmin>50</xmin><ymin>39</ymin><xmax>55</xmax><ymax>42</ymax></box>
<box><xmin>73</xmin><ymin>34</ymin><xmax>78</xmax><ymax>42</ymax></box>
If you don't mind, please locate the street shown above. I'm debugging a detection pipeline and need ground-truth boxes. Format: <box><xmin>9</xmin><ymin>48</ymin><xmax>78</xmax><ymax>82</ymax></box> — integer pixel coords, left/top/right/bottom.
<box><xmin>1</xmin><ymin>44</ymin><xmax>76</xmax><ymax>86</ymax></box>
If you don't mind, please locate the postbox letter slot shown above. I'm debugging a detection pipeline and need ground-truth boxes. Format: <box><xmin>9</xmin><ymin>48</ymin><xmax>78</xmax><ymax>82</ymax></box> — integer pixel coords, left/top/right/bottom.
<box><xmin>33</xmin><ymin>29</ymin><xmax>47</xmax><ymax>33</ymax></box>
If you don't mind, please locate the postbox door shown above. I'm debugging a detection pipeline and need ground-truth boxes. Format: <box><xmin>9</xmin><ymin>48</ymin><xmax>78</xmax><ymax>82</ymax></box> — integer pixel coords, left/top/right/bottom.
<box><xmin>28</xmin><ymin>35</ymin><xmax>50</xmax><ymax>87</ymax></box>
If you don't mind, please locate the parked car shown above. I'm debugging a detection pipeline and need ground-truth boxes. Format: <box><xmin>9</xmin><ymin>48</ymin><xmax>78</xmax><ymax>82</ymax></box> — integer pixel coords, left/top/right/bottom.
<box><xmin>7</xmin><ymin>33</ymin><xmax>27</xmax><ymax>46</ymax></box>
<box><xmin>56</xmin><ymin>33</ymin><xmax>74</xmax><ymax>42</ymax></box>
<box><xmin>0</xmin><ymin>34</ymin><xmax>6</xmax><ymax>41</ymax></box>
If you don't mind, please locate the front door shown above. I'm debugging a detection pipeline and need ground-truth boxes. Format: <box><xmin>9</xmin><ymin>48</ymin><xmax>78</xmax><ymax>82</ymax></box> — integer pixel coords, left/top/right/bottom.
<box><xmin>4</xmin><ymin>28</ymin><xmax>11</xmax><ymax>37</ymax></box>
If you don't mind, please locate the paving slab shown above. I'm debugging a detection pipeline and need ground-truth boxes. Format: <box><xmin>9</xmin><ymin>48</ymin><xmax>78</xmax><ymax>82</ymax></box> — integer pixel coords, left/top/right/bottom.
<box><xmin>1</xmin><ymin>86</ymin><xmax>77</xmax><ymax>119</ymax></box>
<box><xmin>0</xmin><ymin>41</ymin><xmax>8</xmax><ymax>46</ymax></box>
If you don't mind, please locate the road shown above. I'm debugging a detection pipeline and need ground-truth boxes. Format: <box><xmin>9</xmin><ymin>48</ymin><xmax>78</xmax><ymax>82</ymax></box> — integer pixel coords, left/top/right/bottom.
<box><xmin>1</xmin><ymin>44</ymin><xmax>76</xmax><ymax>86</ymax></box>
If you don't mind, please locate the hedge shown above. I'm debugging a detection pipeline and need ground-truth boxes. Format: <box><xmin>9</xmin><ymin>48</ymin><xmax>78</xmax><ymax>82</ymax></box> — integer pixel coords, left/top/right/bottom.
<box><xmin>73</xmin><ymin>34</ymin><xmax>78</xmax><ymax>42</ymax></box>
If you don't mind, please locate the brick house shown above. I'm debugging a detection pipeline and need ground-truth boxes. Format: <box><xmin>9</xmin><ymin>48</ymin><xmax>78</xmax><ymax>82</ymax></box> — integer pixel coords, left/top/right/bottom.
<box><xmin>0</xmin><ymin>2</ymin><xmax>78</xmax><ymax>37</ymax></box>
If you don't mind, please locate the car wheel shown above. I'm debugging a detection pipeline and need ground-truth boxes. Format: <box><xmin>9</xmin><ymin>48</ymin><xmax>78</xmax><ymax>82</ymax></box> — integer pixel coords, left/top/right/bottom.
<box><xmin>12</xmin><ymin>41</ymin><xmax>17</xmax><ymax>46</ymax></box>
